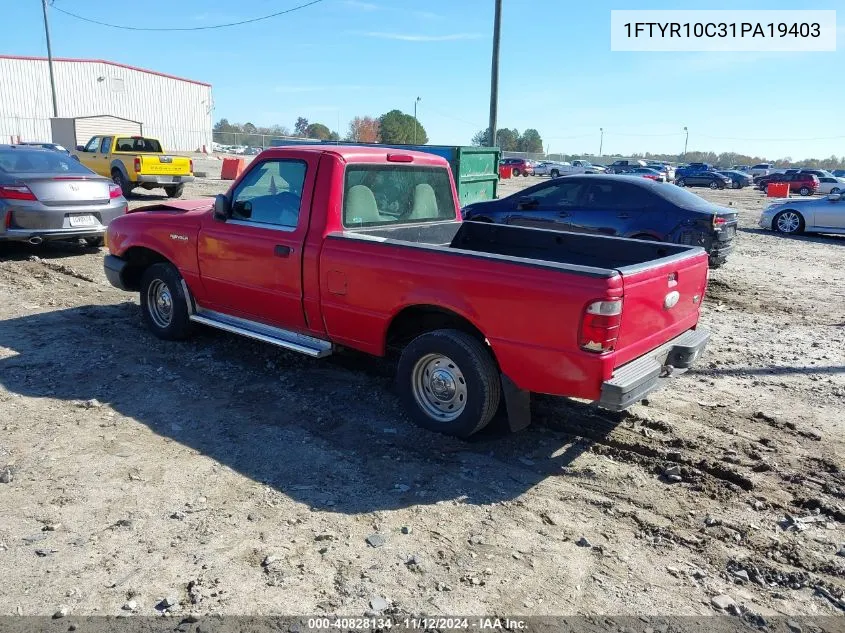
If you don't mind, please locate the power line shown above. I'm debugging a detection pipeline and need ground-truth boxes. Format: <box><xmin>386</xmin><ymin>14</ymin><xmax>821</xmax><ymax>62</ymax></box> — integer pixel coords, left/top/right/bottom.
<box><xmin>50</xmin><ymin>0</ymin><xmax>325</xmax><ymax>31</ymax></box>
<box><xmin>698</xmin><ymin>133</ymin><xmax>845</xmax><ymax>142</ymax></box>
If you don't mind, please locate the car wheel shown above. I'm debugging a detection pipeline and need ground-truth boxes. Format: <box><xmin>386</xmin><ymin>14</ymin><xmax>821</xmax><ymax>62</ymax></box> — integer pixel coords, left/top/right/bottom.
<box><xmin>799</xmin><ymin>186</ymin><xmax>811</xmax><ymax>196</ymax></box>
<box><xmin>732</xmin><ymin>181</ymin><xmax>741</xmax><ymax>189</ymax></box>
<box><xmin>512</xmin><ymin>168</ymin><xmax>521</xmax><ymax>177</ymax></box>
<box><xmin>709</xmin><ymin>181</ymin><xmax>719</xmax><ymax>190</ymax></box>
<box><xmin>111</xmin><ymin>169</ymin><xmax>132</xmax><ymax>198</ymax></box>
<box><xmin>773</xmin><ymin>210</ymin><xmax>805</xmax><ymax>235</ymax></box>
<box><xmin>523</xmin><ymin>172</ymin><xmax>529</xmax><ymax>177</ymax></box>
<box><xmin>164</xmin><ymin>184</ymin><xmax>185</xmax><ymax>199</ymax></box>
<box><xmin>396</xmin><ymin>329</ymin><xmax>501</xmax><ymax>438</ymax></box>
<box><xmin>84</xmin><ymin>237</ymin><xmax>104</xmax><ymax>248</ymax></box>
<box><xmin>831</xmin><ymin>187</ymin><xmax>841</xmax><ymax>194</ymax></box>
<box><xmin>708</xmin><ymin>256</ymin><xmax>725</xmax><ymax>269</ymax></box>
<box><xmin>139</xmin><ymin>263</ymin><xmax>194</xmax><ymax>341</ymax></box>
<box><xmin>676</xmin><ymin>179</ymin><xmax>685</xmax><ymax>187</ymax></box>
<box><xmin>550</xmin><ymin>170</ymin><xmax>559</xmax><ymax>178</ymax></box>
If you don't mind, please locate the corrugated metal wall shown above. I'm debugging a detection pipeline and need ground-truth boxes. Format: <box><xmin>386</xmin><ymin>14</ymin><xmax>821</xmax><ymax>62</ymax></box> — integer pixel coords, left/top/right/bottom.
<box><xmin>0</xmin><ymin>57</ymin><xmax>212</xmax><ymax>151</ymax></box>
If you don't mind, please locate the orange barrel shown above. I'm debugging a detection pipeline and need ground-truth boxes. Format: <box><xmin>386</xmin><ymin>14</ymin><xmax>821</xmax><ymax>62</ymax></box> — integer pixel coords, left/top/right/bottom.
<box><xmin>499</xmin><ymin>165</ymin><xmax>512</xmax><ymax>179</ymax></box>
<box><xmin>767</xmin><ymin>182</ymin><xmax>789</xmax><ymax>197</ymax></box>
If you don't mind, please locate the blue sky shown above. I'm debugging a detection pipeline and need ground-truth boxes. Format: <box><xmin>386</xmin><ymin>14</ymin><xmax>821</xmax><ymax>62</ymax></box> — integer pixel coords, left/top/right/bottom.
<box><xmin>4</xmin><ymin>0</ymin><xmax>843</xmax><ymax>159</ymax></box>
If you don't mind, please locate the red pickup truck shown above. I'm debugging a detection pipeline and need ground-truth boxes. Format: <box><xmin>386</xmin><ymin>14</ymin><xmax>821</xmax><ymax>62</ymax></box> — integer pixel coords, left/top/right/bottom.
<box><xmin>103</xmin><ymin>146</ymin><xmax>711</xmax><ymax>438</ymax></box>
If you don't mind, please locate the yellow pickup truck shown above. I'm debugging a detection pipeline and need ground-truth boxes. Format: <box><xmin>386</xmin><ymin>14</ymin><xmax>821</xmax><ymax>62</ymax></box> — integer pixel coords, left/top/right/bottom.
<box><xmin>72</xmin><ymin>135</ymin><xmax>194</xmax><ymax>198</ymax></box>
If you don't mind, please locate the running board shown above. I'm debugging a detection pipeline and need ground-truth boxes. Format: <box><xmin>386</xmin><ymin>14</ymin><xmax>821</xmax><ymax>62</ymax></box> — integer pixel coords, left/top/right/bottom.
<box><xmin>189</xmin><ymin>309</ymin><xmax>333</xmax><ymax>358</ymax></box>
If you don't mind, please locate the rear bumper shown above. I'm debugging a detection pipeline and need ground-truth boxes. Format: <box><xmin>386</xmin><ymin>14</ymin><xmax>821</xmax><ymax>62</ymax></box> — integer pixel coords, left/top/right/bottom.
<box><xmin>135</xmin><ymin>175</ymin><xmax>195</xmax><ymax>184</ymax></box>
<box><xmin>0</xmin><ymin>227</ymin><xmax>105</xmax><ymax>242</ymax></box>
<box><xmin>103</xmin><ymin>254</ymin><xmax>129</xmax><ymax>290</ymax></box>
<box><xmin>598</xmin><ymin>328</ymin><xmax>710</xmax><ymax>411</ymax></box>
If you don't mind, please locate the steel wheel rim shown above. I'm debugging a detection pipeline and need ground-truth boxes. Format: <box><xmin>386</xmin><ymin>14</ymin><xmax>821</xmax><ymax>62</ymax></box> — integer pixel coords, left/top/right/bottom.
<box><xmin>411</xmin><ymin>353</ymin><xmax>467</xmax><ymax>422</ymax></box>
<box><xmin>777</xmin><ymin>212</ymin><xmax>800</xmax><ymax>233</ymax></box>
<box><xmin>147</xmin><ymin>279</ymin><xmax>173</xmax><ymax>328</ymax></box>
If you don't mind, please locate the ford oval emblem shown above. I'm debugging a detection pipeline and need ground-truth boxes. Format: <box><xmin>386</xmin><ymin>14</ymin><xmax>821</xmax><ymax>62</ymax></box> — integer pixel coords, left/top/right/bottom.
<box><xmin>664</xmin><ymin>290</ymin><xmax>680</xmax><ymax>309</ymax></box>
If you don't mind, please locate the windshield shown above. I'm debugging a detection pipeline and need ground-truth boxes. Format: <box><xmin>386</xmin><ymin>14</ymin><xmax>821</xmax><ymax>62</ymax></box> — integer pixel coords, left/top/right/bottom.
<box><xmin>343</xmin><ymin>164</ymin><xmax>456</xmax><ymax>228</ymax></box>
<box><xmin>0</xmin><ymin>149</ymin><xmax>95</xmax><ymax>175</ymax></box>
<box><xmin>115</xmin><ymin>137</ymin><xmax>163</xmax><ymax>153</ymax></box>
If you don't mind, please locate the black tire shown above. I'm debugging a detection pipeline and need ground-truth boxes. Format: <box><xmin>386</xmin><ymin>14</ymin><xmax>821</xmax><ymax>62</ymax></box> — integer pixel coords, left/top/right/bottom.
<box><xmin>112</xmin><ymin>169</ymin><xmax>132</xmax><ymax>198</ymax></box>
<box><xmin>709</xmin><ymin>180</ymin><xmax>720</xmax><ymax>190</ymax></box>
<box><xmin>164</xmin><ymin>184</ymin><xmax>185</xmax><ymax>199</ymax></box>
<box><xmin>708</xmin><ymin>256</ymin><xmax>725</xmax><ymax>269</ymax></box>
<box><xmin>139</xmin><ymin>263</ymin><xmax>193</xmax><ymax>341</ymax></box>
<box><xmin>550</xmin><ymin>169</ymin><xmax>559</xmax><ymax>178</ymax></box>
<box><xmin>84</xmin><ymin>237</ymin><xmax>104</xmax><ymax>248</ymax></box>
<box><xmin>732</xmin><ymin>181</ymin><xmax>741</xmax><ymax>189</ymax></box>
<box><xmin>772</xmin><ymin>210</ymin><xmax>805</xmax><ymax>235</ymax></box>
<box><xmin>831</xmin><ymin>187</ymin><xmax>841</xmax><ymax>194</ymax></box>
<box><xmin>522</xmin><ymin>172</ymin><xmax>529</xmax><ymax>177</ymax></box>
<box><xmin>512</xmin><ymin>168</ymin><xmax>521</xmax><ymax>177</ymax></box>
<box><xmin>396</xmin><ymin>329</ymin><xmax>501</xmax><ymax>438</ymax></box>
<box><xmin>799</xmin><ymin>186</ymin><xmax>811</xmax><ymax>196</ymax></box>
<box><xmin>676</xmin><ymin>179</ymin><xmax>685</xmax><ymax>187</ymax></box>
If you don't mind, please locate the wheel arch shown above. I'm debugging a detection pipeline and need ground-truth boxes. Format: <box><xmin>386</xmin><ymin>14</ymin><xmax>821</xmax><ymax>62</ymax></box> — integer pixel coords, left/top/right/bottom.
<box><xmin>386</xmin><ymin>304</ymin><xmax>491</xmax><ymax>358</ymax></box>
<box><xmin>119</xmin><ymin>246</ymin><xmax>173</xmax><ymax>291</ymax></box>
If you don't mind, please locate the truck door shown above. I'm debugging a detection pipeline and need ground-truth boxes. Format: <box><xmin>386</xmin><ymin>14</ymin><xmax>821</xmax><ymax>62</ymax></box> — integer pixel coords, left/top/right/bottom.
<box><xmin>77</xmin><ymin>136</ymin><xmax>102</xmax><ymax>172</ymax></box>
<box><xmin>197</xmin><ymin>156</ymin><xmax>316</xmax><ymax>330</ymax></box>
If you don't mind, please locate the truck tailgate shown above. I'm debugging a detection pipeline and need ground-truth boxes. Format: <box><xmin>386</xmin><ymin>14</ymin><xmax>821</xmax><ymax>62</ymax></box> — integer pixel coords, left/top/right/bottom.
<box><xmin>613</xmin><ymin>251</ymin><xmax>709</xmax><ymax>368</ymax></box>
<box><xmin>139</xmin><ymin>154</ymin><xmax>192</xmax><ymax>176</ymax></box>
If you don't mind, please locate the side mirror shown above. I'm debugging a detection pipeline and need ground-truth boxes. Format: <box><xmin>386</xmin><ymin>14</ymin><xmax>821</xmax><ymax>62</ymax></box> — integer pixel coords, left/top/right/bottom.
<box><xmin>76</xmin><ymin>145</ymin><xmax>85</xmax><ymax>152</ymax></box>
<box><xmin>517</xmin><ymin>197</ymin><xmax>538</xmax><ymax>210</ymax></box>
<box><xmin>213</xmin><ymin>194</ymin><xmax>231</xmax><ymax>221</ymax></box>
<box><xmin>828</xmin><ymin>193</ymin><xmax>841</xmax><ymax>201</ymax></box>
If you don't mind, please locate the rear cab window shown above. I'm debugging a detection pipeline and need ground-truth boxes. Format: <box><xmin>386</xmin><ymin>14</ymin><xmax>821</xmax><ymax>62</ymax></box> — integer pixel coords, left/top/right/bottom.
<box><xmin>115</xmin><ymin>137</ymin><xmax>163</xmax><ymax>153</ymax></box>
<box><xmin>342</xmin><ymin>164</ymin><xmax>456</xmax><ymax>228</ymax></box>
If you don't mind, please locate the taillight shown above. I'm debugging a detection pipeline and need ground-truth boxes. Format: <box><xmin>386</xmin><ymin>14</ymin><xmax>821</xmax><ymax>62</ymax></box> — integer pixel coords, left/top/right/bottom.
<box><xmin>189</xmin><ymin>159</ymin><xmax>193</xmax><ymax>173</ymax></box>
<box><xmin>109</xmin><ymin>183</ymin><xmax>122</xmax><ymax>199</ymax></box>
<box><xmin>580</xmin><ymin>299</ymin><xmax>622</xmax><ymax>353</ymax></box>
<box><xmin>0</xmin><ymin>185</ymin><xmax>37</xmax><ymax>201</ymax></box>
<box><xmin>134</xmin><ymin>157</ymin><xmax>141</xmax><ymax>172</ymax></box>
<box><xmin>713</xmin><ymin>214</ymin><xmax>727</xmax><ymax>228</ymax></box>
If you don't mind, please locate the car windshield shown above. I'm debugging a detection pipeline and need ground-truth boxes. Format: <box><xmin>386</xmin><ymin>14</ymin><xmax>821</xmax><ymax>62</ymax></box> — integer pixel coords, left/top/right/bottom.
<box><xmin>0</xmin><ymin>149</ymin><xmax>95</xmax><ymax>175</ymax></box>
<box><xmin>115</xmin><ymin>137</ymin><xmax>163</xmax><ymax>153</ymax></box>
<box><xmin>343</xmin><ymin>164</ymin><xmax>456</xmax><ymax>228</ymax></box>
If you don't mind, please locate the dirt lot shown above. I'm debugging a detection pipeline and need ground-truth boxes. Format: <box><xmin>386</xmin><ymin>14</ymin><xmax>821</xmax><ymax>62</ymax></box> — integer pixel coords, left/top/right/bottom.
<box><xmin>1</xmin><ymin>176</ymin><xmax>844</xmax><ymax>620</ymax></box>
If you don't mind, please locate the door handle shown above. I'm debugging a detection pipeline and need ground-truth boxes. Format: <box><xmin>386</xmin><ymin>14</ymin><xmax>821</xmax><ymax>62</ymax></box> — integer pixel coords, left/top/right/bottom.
<box><xmin>274</xmin><ymin>245</ymin><xmax>292</xmax><ymax>258</ymax></box>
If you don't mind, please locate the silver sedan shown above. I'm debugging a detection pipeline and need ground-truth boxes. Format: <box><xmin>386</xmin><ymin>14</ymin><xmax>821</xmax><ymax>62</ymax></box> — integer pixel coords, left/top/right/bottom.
<box><xmin>0</xmin><ymin>145</ymin><xmax>127</xmax><ymax>246</ymax></box>
<box><xmin>759</xmin><ymin>192</ymin><xmax>845</xmax><ymax>235</ymax></box>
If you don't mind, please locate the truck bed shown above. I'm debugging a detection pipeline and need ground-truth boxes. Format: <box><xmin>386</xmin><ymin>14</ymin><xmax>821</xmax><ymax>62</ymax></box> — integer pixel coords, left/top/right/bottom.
<box><xmin>346</xmin><ymin>220</ymin><xmax>703</xmax><ymax>275</ymax></box>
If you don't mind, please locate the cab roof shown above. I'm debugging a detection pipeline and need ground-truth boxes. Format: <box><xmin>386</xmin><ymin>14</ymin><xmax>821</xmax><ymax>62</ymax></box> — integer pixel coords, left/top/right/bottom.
<box><xmin>257</xmin><ymin>145</ymin><xmax>449</xmax><ymax>167</ymax></box>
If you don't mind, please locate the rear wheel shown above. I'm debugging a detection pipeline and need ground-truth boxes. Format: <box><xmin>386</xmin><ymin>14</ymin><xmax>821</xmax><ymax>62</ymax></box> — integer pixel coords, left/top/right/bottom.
<box><xmin>164</xmin><ymin>184</ymin><xmax>185</xmax><ymax>198</ymax></box>
<box><xmin>831</xmin><ymin>187</ymin><xmax>841</xmax><ymax>194</ymax></box>
<box><xmin>550</xmin><ymin>169</ymin><xmax>559</xmax><ymax>178</ymax></box>
<box><xmin>112</xmin><ymin>169</ymin><xmax>132</xmax><ymax>198</ymax></box>
<box><xmin>512</xmin><ymin>168</ymin><xmax>521</xmax><ymax>177</ymax></box>
<box><xmin>799</xmin><ymin>186</ymin><xmax>811</xmax><ymax>196</ymax></box>
<box><xmin>84</xmin><ymin>237</ymin><xmax>104</xmax><ymax>248</ymax></box>
<box><xmin>732</xmin><ymin>180</ymin><xmax>741</xmax><ymax>189</ymax></box>
<box><xmin>709</xmin><ymin>180</ymin><xmax>720</xmax><ymax>190</ymax></box>
<box><xmin>676</xmin><ymin>178</ymin><xmax>686</xmax><ymax>187</ymax></box>
<box><xmin>397</xmin><ymin>329</ymin><xmax>500</xmax><ymax>438</ymax></box>
<box><xmin>139</xmin><ymin>263</ymin><xmax>193</xmax><ymax>340</ymax></box>
<box><xmin>773</xmin><ymin>210</ymin><xmax>804</xmax><ymax>235</ymax></box>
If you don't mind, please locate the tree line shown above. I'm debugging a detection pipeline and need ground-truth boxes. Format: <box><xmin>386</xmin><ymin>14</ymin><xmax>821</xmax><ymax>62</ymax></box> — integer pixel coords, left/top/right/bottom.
<box><xmin>471</xmin><ymin>127</ymin><xmax>544</xmax><ymax>153</ymax></box>
<box><xmin>213</xmin><ymin>110</ymin><xmax>428</xmax><ymax>147</ymax></box>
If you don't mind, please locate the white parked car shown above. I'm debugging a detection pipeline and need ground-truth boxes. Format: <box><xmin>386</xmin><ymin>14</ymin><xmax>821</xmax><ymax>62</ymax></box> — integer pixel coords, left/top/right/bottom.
<box><xmin>748</xmin><ymin>163</ymin><xmax>775</xmax><ymax>177</ymax></box>
<box><xmin>534</xmin><ymin>160</ymin><xmax>604</xmax><ymax>178</ymax></box>
<box><xmin>816</xmin><ymin>176</ymin><xmax>845</xmax><ymax>195</ymax></box>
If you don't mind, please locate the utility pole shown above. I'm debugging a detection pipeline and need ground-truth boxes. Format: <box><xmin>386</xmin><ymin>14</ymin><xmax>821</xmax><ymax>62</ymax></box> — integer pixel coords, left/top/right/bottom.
<box><xmin>413</xmin><ymin>96</ymin><xmax>421</xmax><ymax>144</ymax></box>
<box><xmin>41</xmin><ymin>0</ymin><xmax>59</xmax><ymax>118</ymax></box>
<box><xmin>683</xmin><ymin>126</ymin><xmax>689</xmax><ymax>158</ymax></box>
<box><xmin>488</xmin><ymin>0</ymin><xmax>502</xmax><ymax>147</ymax></box>
<box><xmin>599</xmin><ymin>127</ymin><xmax>603</xmax><ymax>157</ymax></box>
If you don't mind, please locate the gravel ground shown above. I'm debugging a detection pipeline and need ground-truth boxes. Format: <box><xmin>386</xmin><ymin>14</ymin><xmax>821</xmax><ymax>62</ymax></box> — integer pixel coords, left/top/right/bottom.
<box><xmin>1</xmin><ymin>175</ymin><xmax>844</xmax><ymax>620</ymax></box>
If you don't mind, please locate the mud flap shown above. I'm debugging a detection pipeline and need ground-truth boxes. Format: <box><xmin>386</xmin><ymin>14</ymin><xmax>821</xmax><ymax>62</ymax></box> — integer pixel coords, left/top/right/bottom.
<box><xmin>501</xmin><ymin>373</ymin><xmax>531</xmax><ymax>432</ymax></box>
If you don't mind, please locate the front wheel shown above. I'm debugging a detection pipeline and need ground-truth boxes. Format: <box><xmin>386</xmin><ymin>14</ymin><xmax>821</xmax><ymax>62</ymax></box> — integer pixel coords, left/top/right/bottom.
<box><xmin>831</xmin><ymin>187</ymin><xmax>841</xmax><ymax>194</ymax></box>
<box><xmin>550</xmin><ymin>170</ymin><xmax>559</xmax><ymax>178</ymax></box>
<box><xmin>676</xmin><ymin>179</ymin><xmax>685</xmax><ymax>187</ymax></box>
<box><xmin>512</xmin><ymin>168</ymin><xmax>521</xmax><ymax>177</ymax></box>
<box><xmin>799</xmin><ymin>186</ymin><xmax>811</xmax><ymax>196</ymax></box>
<box><xmin>396</xmin><ymin>329</ymin><xmax>501</xmax><ymax>438</ymax></box>
<box><xmin>164</xmin><ymin>184</ymin><xmax>185</xmax><ymax>198</ymax></box>
<box><xmin>773</xmin><ymin>210</ymin><xmax>804</xmax><ymax>235</ymax></box>
<box><xmin>732</xmin><ymin>181</ymin><xmax>741</xmax><ymax>189</ymax></box>
<box><xmin>709</xmin><ymin>181</ymin><xmax>720</xmax><ymax>190</ymax></box>
<box><xmin>139</xmin><ymin>263</ymin><xmax>193</xmax><ymax>340</ymax></box>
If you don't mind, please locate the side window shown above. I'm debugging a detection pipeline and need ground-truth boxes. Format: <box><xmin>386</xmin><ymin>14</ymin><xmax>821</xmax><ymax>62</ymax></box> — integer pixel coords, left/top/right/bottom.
<box><xmin>100</xmin><ymin>137</ymin><xmax>112</xmax><ymax>154</ymax></box>
<box><xmin>582</xmin><ymin>183</ymin><xmax>652</xmax><ymax>211</ymax></box>
<box><xmin>84</xmin><ymin>137</ymin><xmax>101</xmax><ymax>153</ymax></box>
<box><xmin>231</xmin><ymin>159</ymin><xmax>307</xmax><ymax>229</ymax></box>
<box><xmin>525</xmin><ymin>181</ymin><xmax>584</xmax><ymax>208</ymax></box>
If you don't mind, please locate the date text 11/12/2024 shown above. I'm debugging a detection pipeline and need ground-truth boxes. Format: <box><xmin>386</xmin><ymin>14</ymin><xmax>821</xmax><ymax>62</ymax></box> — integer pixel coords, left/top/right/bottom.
<box><xmin>306</xmin><ymin>617</ymin><xmax>527</xmax><ymax>630</ymax></box>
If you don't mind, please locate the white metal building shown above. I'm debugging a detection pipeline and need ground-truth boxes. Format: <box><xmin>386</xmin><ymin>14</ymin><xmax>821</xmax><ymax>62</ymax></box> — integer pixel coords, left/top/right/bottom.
<box><xmin>0</xmin><ymin>55</ymin><xmax>213</xmax><ymax>152</ymax></box>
